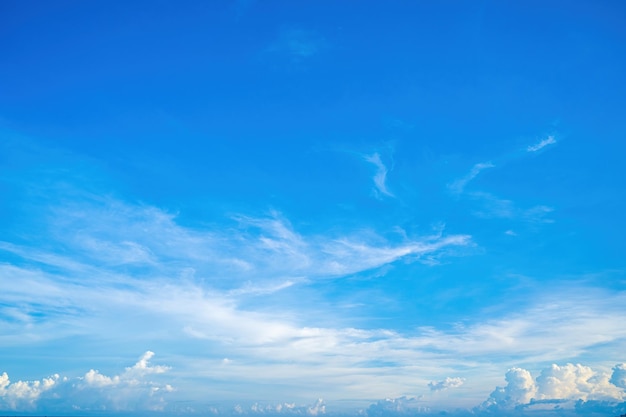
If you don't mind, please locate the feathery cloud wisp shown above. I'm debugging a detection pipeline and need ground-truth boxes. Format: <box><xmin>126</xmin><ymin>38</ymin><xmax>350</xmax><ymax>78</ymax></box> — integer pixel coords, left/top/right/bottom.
<box><xmin>527</xmin><ymin>135</ymin><xmax>557</xmax><ymax>152</ymax></box>
<box><xmin>449</xmin><ymin>162</ymin><xmax>494</xmax><ymax>194</ymax></box>
<box><xmin>364</xmin><ymin>153</ymin><xmax>394</xmax><ymax>198</ymax></box>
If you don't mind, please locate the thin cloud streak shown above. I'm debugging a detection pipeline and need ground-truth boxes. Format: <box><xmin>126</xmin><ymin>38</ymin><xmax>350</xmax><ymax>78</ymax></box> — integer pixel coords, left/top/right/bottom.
<box><xmin>449</xmin><ymin>162</ymin><xmax>494</xmax><ymax>194</ymax></box>
<box><xmin>364</xmin><ymin>153</ymin><xmax>394</xmax><ymax>198</ymax></box>
<box><xmin>527</xmin><ymin>135</ymin><xmax>557</xmax><ymax>152</ymax></box>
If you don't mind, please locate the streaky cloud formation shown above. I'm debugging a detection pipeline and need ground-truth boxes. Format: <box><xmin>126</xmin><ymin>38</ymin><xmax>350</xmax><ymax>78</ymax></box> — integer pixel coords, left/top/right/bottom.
<box><xmin>527</xmin><ymin>136</ymin><xmax>557</xmax><ymax>153</ymax></box>
<box><xmin>364</xmin><ymin>152</ymin><xmax>394</xmax><ymax>198</ymax></box>
<box><xmin>448</xmin><ymin>162</ymin><xmax>494</xmax><ymax>194</ymax></box>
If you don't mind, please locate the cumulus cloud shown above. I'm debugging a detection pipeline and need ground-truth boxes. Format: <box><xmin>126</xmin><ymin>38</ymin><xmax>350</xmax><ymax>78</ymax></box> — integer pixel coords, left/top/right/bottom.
<box><xmin>0</xmin><ymin>352</ymin><xmax>172</xmax><ymax>412</ymax></box>
<box><xmin>482</xmin><ymin>363</ymin><xmax>626</xmax><ymax>411</ymax></box>
<box><xmin>484</xmin><ymin>367</ymin><xmax>537</xmax><ymax>408</ymax></box>
<box><xmin>527</xmin><ymin>135</ymin><xmax>556</xmax><ymax>152</ymax></box>
<box><xmin>364</xmin><ymin>152</ymin><xmax>394</xmax><ymax>198</ymax></box>
<box><xmin>428</xmin><ymin>377</ymin><xmax>464</xmax><ymax>392</ymax></box>
<box><xmin>0</xmin><ymin>372</ymin><xmax>60</xmax><ymax>410</ymax></box>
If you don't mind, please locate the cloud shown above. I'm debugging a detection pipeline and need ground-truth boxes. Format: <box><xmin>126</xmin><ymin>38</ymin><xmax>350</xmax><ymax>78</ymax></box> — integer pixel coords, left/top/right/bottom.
<box><xmin>2</xmin><ymin>189</ymin><xmax>625</xmax><ymax>411</ymax></box>
<box><xmin>246</xmin><ymin>399</ymin><xmax>325</xmax><ymax>415</ymax></box>
<box><xmin>366</xmin><ymin>397</ymin><xmax>430</xmax><ymax>416</ymax></box>
<box><xmin>0</xmin><ymin>352</ymin><xmax>172</xmax><ymax>412</ymax></box>
<box><xmin>3</xmin><ymin>195</ymin><xmax>470</xmax><ymax>287</ymax></box>
<box><xmin>527</xmin><ymin>136</ymin><xmax>556</xmax><ymax>152</ymax></box>
<box><xmin>449</xmin><ymin>162</ymin><xmax>494</xmax><ymax>194</ymax></box>
<box><xmin>364</xmin><ymin>152</ymin><xmax>394</xmax><ymax>198</ymax></box>
<box><xmin>482</xmin><ymin>362</ymin><xmax>626</xmax><ymax>411</ymax></box>
<box><xmin>483</xmin><ymin>367</ymin><xmax>537</xmax><ymax>407</ymax></box>
<box><xmin>469</xmin><ymin>192</ymin><xmax>554</xmax><ymax>223</ymax></box>
<box><xmin>3</xmin><ymin>239</ymin><xmax>626</xmax><ymax>408</ymax></box>
<box><xmin>0</xmin><ymin>372</ymin><xmax>60</xmax><ymax>410</ymax></box>
<box><xmin>428</xmin><ymin>377</ymin><xmax>464</xmax><ymax>392</ymax></box>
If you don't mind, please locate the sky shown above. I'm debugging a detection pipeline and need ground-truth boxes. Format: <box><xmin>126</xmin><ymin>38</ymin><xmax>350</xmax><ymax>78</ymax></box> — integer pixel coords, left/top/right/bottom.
<box><xmin>1</xmin><ymin>1</ymin><xmax>626</xmax><ymax>416</ymax></box>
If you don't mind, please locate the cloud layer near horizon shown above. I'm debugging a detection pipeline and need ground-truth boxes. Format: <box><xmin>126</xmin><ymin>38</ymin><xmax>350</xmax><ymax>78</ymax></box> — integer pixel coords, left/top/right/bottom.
<box><xmin>0</xmin><ymin>352</ymin><xmax>172</xmax><ymax>412</ymax></box>
<box><xmin>1</xmin><ymin>190</ymin><xmax>626</xmax><ymax>413</ymax></box>
<box><xmin>3</xmin><ymin>357</ymin><xmax>626</xmax><ymax>415</ymax></box>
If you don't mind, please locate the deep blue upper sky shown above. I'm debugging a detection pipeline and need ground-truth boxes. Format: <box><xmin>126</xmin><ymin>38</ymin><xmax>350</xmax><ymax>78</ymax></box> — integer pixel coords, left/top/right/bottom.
<box><xmin>1</xmin><ymin>1</ymin><xmax>626</xmax><ymax>416</ymax></box>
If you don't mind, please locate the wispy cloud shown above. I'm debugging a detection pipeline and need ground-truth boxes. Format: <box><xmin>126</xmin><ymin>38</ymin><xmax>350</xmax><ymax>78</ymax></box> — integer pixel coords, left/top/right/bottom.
<box><xmin>0</xmin><ymin>194</ymin><xmax>472</xmax><ymax>355</ymax></box>
<box><xmin>469</xmin><ymin>192</ymin><xmax>554</xmax><ymax>223</ymax></box>
<box><xmin>1</xmin><ymin>182</ymin><xmax>622</xmax><ymax>412</ymax></box>
<box><xmin>3</xmin><ymin>225</ymin><xmax>626</xmax><ymax>407</ymax></box>
<box><xmin>527</xmin><ymin>135</ymin><xmax>557</xmax><ymax>152</ymax></box>
<box><xmin>364</xmin><ymin>152</ymin><xmax>394</xmax><ymax>198</ymax></box>
<box><xmin>448</xmin><ymin>162</ymin><xmax>494</xmax><ymax>194</ymax></box>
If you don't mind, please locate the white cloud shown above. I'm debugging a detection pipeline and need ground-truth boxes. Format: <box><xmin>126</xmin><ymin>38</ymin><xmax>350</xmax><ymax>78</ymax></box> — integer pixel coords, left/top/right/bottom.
<box><xmin>366</xmin><ymin>397</ymin><xmax>430</xmax><ymax>416</ymax></box>
<box><xmin>449</xmin><ymin>162</ymin><xmax>494</xmax><ymax>194</ymax></box>
<box><xmin>364</xmin><ymin>153</ymin><xmax>394</xmax><ymax>198</ymax></box>
<box><xmin>484</xmin><ymin>367</ymin><xmax>537</xmax><ymax>407</ymax></box>
<box><xmin>468</xmin><ymin>191</ymin><xmax>554</xmax><ymax>223</ymax></box>
<box><xmin>0</xmin><ymin>372</ymin><xmax>60</xmax><ymax>410</ymax></box>
<box><xmin>2</xmin><ymin>193</ymin><xmax>625</xmax><ymax>410</ymax></box>
<box><xmin>482</xmin><ymin>362</ymin><xmax>626</xmax><ymax>411</ymax></box>
<box><xmin>428</xmin><ymin>377</ymin><xmax>464</xmax><ymax>392</ymax></box>
<box><xmin>527</xmin><ymin>136</ymin><xmax>557</xmax><ymax>152</ymax></box>
<box><xmin>2</xmin><ymin>196</ymin><xmax>471</xmax><ymax>288</ymax></box>
<box><xmin>124</xmin><ymin>350</ymin><xmax>170</xmax><ymax>378</ymax></box>
<box><xmin>0</xmin><ymin>352</ymin><xmax>172</xmax><ymax>412</ymax></box>
<box><xmin>84</xmin><ymin>369</ymin><xmax>119</xmax><ymax>388</ymax></box>
<box><xmin>2</xmin><ymin>247</ymin><xmax>626</xmax><ymax>407</ymax></box>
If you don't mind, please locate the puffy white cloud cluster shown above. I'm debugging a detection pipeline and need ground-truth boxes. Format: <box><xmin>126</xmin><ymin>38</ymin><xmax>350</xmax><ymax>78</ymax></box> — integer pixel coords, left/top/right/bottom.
<box><xmin>483</xmin><ymin>363</ymin><xmax>626</xmax><ymax>411</ymax></box>
<box><xmin>0</xmin><ymin>351</ymin><xmax>172</xmax><ymax>412</ymax></box>
<box><xmin>428</xmin><ymin>377</ymin><xmax>464</xmax><ymax>392</ymax></box>
<box><xmin>0</xmin><ymin>372</ymin><xmax>61</xmax><ymax>410</ymax></box>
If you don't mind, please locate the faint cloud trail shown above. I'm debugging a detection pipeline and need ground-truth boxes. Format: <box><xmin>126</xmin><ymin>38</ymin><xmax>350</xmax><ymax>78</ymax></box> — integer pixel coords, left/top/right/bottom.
<box><xmin>364</xmin><ymin>152</ymin><xmax>394</xmax><ymax>198</ymax></box>
<box><xmin>527</xmin><ymin>135</ymin><xmax>557</xmax><ymax>152</ymax></box>
<box><xmin>448</xmin><ymin>162</ymin><xmax>494</xmax><ymax>194</ymax></box>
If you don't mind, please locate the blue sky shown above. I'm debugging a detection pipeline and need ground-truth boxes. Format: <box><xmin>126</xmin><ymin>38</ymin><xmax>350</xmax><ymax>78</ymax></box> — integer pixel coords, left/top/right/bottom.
<box><xmin>1</xmin><ymin>1</ymin><xmax>626</xmax><ymax>416</ymax></box>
